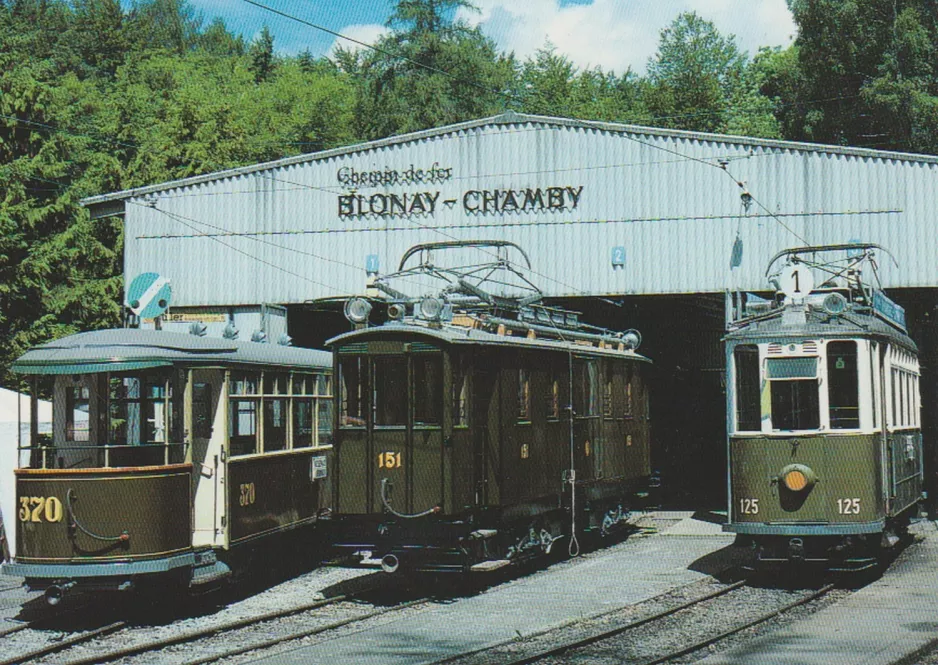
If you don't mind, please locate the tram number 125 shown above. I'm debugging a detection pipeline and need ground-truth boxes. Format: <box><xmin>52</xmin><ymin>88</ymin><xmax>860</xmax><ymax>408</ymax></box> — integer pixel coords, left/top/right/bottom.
<box><xmin>739</xmin><ymin>498</ymin><xmax>759</xmax><ymax>515</ymax></box>
<box><xmin>837</xmin><ymin>498</ymin><xmax>861</xmax><ymax>514</ymax></box>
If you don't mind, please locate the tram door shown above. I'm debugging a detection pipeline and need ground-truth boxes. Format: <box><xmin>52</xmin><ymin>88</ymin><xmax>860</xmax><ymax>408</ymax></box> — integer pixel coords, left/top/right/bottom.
<box><xmin>370</xmin><ymin>348</ymin><xmax>444</xmax><ymax>515</ymax></box>
<box><xmin>189</xmin><ymin>369</ymin><xmax>225</xmax><ymax>547</ymax></box>
<box><xmin>572</xmin><ymin>358</ymin><xmax>602</xmax><ymax>482</ymax></box>
<box><xmin>338</xmin><ymin>345</ymin><xmax>444</xmax><ymax>516</ymax></box>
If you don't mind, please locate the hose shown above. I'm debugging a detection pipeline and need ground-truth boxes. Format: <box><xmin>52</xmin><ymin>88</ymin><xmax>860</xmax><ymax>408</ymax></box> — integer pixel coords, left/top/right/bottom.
<box><xmin>379</xmin><ymin>478</ymin><xmax>439</xmax><ymax>519</ymax></box>
<box><xmin>66</xmin><ymin>489</ymin><xmax>130</xmax><ymax>543</ymax></box>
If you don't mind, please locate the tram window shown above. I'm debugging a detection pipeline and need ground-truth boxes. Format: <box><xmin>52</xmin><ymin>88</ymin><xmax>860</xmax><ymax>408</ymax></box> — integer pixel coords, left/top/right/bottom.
<box><xmin>546</xmin><ymin>377</ymin><xmax>561</xmax><ymax>420</ymax></box>
<box><xmin>266</xmin><ymin>372</ymin><xmax>289</xmax><ymax>395</ymax></box>
<box><xmin>625</xmin><ymin>370</ymin><xmax>633</xmax><ymax>418</ymax></box>
<box><xmin>292</xmin><ymin>373</ymin><xmax>309</xmax><ymax>396</ymax></box>
<box><xmin>293</xmin><ymin>399</ymin><xmax>313</xmax><ymax>447</ymax></box>
<box><xmin>192</xmin><ymin>383</ymin><xmax>213</xmax><ymax>439</ymax></box>
<box><xmin>518</xmin><ymin>367</ymin><xmax>531</xmax><ymax>422</ymax></box>
<box><xmin>891</xmin><ymin>368</ymin><xmax>898</xmax><ymax>427</ymax></box>
<box><xmin>339</xmin><ymin>357</ymin><xmax>366</xmax><ymax>427</ymax></box>
<box><xmin>827</xmin><ymin>341</ymin><xmax>859</xmax><ymax>429</ymax></box>
<box><xmin>264</xmin><ymin>398</ymin><xmax>287</xmax><ymax>451</ymax></box>
<box><xmin>317</xmin><ymin>400</ymin><xmax>334</xmax><ymax>445</ymax></box>
<box><xmin>573</xmin><ymin>361</ymin><xmax>598</xmax><ymax>417</ymax></box>
<box><xmin>734</xmin><ymin>345</ymin><xmax>760</xmax><ymax>432</ymax></box>
<box><xmin>316</xmin><ymin>374</ymin><xmax>331</xmax><ymax>396</ymax></box>
<box><xmin>108</xmin><ymin>374</ymin><xmax>171</xmax><ymax>445</ymax></box>
<box><xmin>414</xmin><ymin>355</ymin><xmax>442</xmax><ymax>426</ymax></box>
<box><xmin>603</xmin><ymin>377</ymin><xmax>614</xmax><ymax>419</ymax></box>
<box><xmin>453</xmin><ymin>358</ymin><xmax>469</xmax><ymax>427</ymax></box>
<box><xmin>230</xmin><ymin>373</ymin><xmax>258</xmax><ymax>396</ymax></box>
<box><xmin>229</xmin><ymin>400</ymin><xmax>257</xmax><ymax>455</ymax></box>
<box><xmin>373</xmin><ymin>356</ymin><xmax>407</xmax><ymax>426</ymax></box>
<box><xmin>770</xmin><ymin>380</ymin><xmax>819</xmax><ymax>430</ymax></box>
<box><xmin>65</xmin><ymin>382</ymin><xmax>90</xmax><ymax>442</ymax></box>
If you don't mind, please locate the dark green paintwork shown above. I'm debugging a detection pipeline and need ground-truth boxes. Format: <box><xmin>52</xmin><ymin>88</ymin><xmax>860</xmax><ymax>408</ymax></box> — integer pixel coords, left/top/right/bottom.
<box><xmin>333</xmin><ymin>331</ymin><xmax>651</xmax><ymax>524</ymax></box>
<box><xmin>730</xmin><ymin>434</ymin><xmax>885</xmax><ymax>525</ymax></box>
<box><xmin>16</xmin><ymin>467</ymin><xmax>191</xmax><ymax>562</ymax></box>
<box><xmin>227</xmin><ymin>450</ymin><xmax>326</xmax><ymax>544</ymax></box>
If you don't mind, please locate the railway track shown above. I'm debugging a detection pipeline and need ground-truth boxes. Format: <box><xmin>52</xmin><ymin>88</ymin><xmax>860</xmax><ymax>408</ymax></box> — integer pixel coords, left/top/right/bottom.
<box><xmin>0</xmin><ymin>585</ymin><xmax>430</xmax><ymax>665</ymax></box>
<box><xmin>434</xmin><ymin>579</ymin><xmax>838</xmax><ymax>665</ymax></box>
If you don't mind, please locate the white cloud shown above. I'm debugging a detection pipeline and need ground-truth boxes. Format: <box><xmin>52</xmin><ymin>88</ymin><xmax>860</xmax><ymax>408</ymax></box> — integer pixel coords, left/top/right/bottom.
<box><xmin>457</xmin><ymin>0</ymin><xmax>797</xmax><ymax>75</ymax></box>
<box><xmin>327</xmin><ymin>23</ymin><xmax>390</xmax><ymax>57</ymax></box>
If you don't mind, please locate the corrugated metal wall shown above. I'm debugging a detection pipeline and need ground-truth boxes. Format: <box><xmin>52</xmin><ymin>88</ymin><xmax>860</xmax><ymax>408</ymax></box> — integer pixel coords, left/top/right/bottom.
<box><xmin>118</xmin><ymin>116</ymin><xmax>937</xmax><ymax>307</ymax></box>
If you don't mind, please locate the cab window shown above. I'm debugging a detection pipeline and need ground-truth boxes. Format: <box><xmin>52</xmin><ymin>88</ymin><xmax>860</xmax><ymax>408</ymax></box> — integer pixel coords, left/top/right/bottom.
<box><xmin>827</xmin><ymin>341</ymin><xmax>859</xmax><ymax>429</ymax></box>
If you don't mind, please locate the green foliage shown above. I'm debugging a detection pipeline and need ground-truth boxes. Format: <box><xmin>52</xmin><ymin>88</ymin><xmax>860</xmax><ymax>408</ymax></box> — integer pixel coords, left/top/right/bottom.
<box><xmin>781</xmin><ymin>0</ymin><xmax>938</xmax><ymax>152</ymax></box>
<box><xmin>344</xmin><ymin>0</ymin><xmax>513</xmax><ymax>139</ymax></box>
<box><xmin>517</xmin><ymin>43</ymin><xmax>650</xmax><ymax>123</ymax></box>
<box><xmin>248</xmin><ymin>25</ymin><xmax>276</xmax><ymax>83</ymax></box>
<box><xmin>645</xmin><ymin>12</ymin><xmax>778</xmax><ymax>137</ymax></box>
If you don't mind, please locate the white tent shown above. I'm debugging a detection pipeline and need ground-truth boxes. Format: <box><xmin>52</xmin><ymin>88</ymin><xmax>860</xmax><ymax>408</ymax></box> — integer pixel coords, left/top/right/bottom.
<box><xmin>0</xmin><ymin>388</ymin><xmax>81</xmax><ymax>562</ymax></box>
<box><xmin>0</xmin><ymin>386</ymin><xmax>53</xmax><ymax>423</ymax></box>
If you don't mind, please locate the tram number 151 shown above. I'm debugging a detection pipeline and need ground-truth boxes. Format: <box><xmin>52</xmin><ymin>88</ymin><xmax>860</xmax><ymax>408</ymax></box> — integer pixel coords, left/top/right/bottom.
<box><xmin>377</xmin><ymin>452</ymin><xmax>402</xmax><ymax>469</ymax></box>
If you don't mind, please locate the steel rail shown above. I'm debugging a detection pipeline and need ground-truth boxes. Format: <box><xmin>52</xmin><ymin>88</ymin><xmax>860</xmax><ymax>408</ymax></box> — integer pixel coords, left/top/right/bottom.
<box><xmin>0</xmin><ymin>621</ymin><xmax>126</xmax><ymax>665</ymax></box>
<box><xmin>635</xmin><ymin>582</ymin><xmax>835</xmax><ymax>665</ymax></box>
<box><xmin>492</xmin><ymin>580</ymin><xmax>748</xmax><ymax>665</ymax></box>
<box><xmin>56</xmin><ymin>592</ymin><xmax>359</xmax><ymax>665</ymax></box>
<box><xmin>179</xmin><ymin>596</ymin><xmax>430</xmax><ymax>665</ymax></box>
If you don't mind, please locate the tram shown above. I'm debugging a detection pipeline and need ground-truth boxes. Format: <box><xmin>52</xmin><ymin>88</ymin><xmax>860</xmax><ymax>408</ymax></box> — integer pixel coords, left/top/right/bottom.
<box><xmin>327</xmin><ymin>241</ymin><xmax>653</xmax><ymax>574</ymax></box>
<box><xmin>724</xmin><ymin>244</ymin><xmax>923</xmax><ymax>570</ymax></box>
<box><xmin>2</xmin><ymin>328</ymin><xmax>333</xmax><ymax>603</ymax></box>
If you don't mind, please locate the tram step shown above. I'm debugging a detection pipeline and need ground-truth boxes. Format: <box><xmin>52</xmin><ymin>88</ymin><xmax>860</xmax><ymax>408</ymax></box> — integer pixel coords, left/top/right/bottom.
<box><xmin>190</xmin><ymin>561</ymin><xmax>232</xmax><ymax>587</ymax></box>
<box><xmin>470</xmin><ymin>559</ymin><xmax>511</xmax><ymax>573</ymax></box>
<box><xmin>469</xmin><ymin>529</ymin><xmax>498</xmax><ymax>540</ymax></box>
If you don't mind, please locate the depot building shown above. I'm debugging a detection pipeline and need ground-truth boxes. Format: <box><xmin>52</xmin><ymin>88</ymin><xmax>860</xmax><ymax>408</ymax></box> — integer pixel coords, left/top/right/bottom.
<box><xmin>82</xmin><ymin>112</ymin><xmax>938</xmax><ymax>504</ymax></box>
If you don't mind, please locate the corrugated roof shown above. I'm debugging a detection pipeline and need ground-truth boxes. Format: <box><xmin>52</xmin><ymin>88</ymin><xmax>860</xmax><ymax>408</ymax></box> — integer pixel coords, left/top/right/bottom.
<box><xmin>81</xmin><ymin>112</ymin><xmax>938</xmax><ymax>207</ymax></box>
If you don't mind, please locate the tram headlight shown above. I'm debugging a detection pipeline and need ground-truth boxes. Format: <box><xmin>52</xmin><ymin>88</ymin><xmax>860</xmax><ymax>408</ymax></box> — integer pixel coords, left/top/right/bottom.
<box><xmin>344</xmin><ymin>297</ymin><xmax>373</xmax><ymax>324</ymax></box>
<box><xmin>779</xmin><ymin>464</ymin><xmax>816</xmax><ymax>492</ymax></box>
<box><xmin>417</xmin><ymin>296</ymin><xmax>443</xmax><ymax>321</ymax></box>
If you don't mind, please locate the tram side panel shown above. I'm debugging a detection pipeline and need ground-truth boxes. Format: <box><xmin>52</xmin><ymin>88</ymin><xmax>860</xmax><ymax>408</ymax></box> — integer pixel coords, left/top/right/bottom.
<box><xmin>15</xmin><ymin>466</ymin><xmax>191</xmax><ymax>562</ymax></box>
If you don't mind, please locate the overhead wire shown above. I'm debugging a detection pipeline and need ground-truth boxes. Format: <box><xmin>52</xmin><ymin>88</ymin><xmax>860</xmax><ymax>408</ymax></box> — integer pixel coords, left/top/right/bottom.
<box><xmin>135</xmin><ymin>201</ymin><xmax>432</xmax><ymax>292</ymax></box>
<box><xmin>129</xmin><ymin>201</ymin><xmax>348</xmax><ymax>294</ymax></box>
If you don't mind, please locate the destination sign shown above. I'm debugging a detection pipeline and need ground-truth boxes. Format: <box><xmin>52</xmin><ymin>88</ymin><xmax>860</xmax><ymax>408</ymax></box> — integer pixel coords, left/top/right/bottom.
<box><xmin>872</xmin><ymin>290</ymin><xmax>906</xmax><ymax>331</ymax></box>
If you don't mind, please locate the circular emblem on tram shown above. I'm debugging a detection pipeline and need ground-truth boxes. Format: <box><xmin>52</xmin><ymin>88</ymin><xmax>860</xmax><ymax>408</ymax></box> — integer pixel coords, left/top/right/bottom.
<box><xmin>778</xmin><ymin>264</ymin><xmax>815</xmax><ymax>301</ymax></box>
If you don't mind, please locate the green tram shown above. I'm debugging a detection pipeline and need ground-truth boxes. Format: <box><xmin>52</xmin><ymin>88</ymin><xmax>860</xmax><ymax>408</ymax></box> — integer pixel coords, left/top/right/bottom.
<box><xmin>724</xmin><ymin>244</ymin><xmax>923</xmax><ymax>570</ymax></box>
<box><xmin>2</xmin><ymin>329</ymin><xmax>333</xmax><ymax>604</ymax></box>
<box><xmin>327</xmin><ymin>241</ymin><xmax>653</xmax><ymax>574</ymax></box>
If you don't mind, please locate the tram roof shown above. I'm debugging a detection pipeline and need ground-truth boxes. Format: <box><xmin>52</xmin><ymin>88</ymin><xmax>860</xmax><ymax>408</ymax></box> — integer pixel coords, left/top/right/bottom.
<box><xmin>327</xmin><ymin>322</ymin><xmax>652</xmax><ymax>363</ymax></box>
<box><xmin>11</xmin><ymin>329</ymin><xmax>332</xmax><ymax>375</ymax></box>
<box><xmin>724</xmin><ymin>310</ymin><xmax>917</xmax><ymax>353</ymax></box>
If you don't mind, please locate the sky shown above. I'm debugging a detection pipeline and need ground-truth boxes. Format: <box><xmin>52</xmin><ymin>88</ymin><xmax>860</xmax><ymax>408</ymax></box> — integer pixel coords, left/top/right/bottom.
<box><xmin>179</xmin><ymin>0</ymin><xmax>797</xmax><ymax>74</ymax></box>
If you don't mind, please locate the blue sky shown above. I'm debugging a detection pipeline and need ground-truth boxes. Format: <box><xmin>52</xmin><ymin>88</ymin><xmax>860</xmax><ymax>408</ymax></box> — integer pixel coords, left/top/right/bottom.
<box><xmin>154</xmin><ymin>1</ymin><xmax>797</xmax><ymax>75</ymax></box>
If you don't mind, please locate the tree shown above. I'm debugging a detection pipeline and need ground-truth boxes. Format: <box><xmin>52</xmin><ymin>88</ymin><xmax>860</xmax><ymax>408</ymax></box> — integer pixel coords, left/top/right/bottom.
<box><xmin>645</xmin><ymin>12</ymin><xmax>777</xmax><ymax>136</ymax></box>
<box><xmin>248</xmin><ymin>25</ymin><xmax>275</xmax><ymax>83</ymax></box>
<box><xmin>125</xmin><ymin>0</ymin><xmax>203</xmax><ymax>54</ymax></box>
<box><xmin>780</xmin><ymin>0</ymin><xmax>938</xmax><ymax>152</ymax></box>
<box><xmin>517</xmin><ymin>43</ymin><xmax>649</xmax><ymax>123</ymax></box>
<box><xmin>348</xmin><ymin>0</ymin><xmax>513</xmax><ymax>139</ymax></box>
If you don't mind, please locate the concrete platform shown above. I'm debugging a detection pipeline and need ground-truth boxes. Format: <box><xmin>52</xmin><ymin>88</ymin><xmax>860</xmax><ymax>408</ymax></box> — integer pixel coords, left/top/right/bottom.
<box><xmin>246</xmin><ymin>530</ymin><xmax>738</xmax><ymax>665</ymax></box>
<box><xmin>700</xmin><ymin>520</ymin><xmax>938</xmax><ymax>665</ymax></box>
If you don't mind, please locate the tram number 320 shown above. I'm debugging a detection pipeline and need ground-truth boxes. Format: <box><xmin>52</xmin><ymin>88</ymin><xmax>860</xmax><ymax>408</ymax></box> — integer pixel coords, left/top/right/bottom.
<box><xmin>19</xmin><ymin>496</ymin><xmax>63</xmax><ymax>523</ymax></box>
